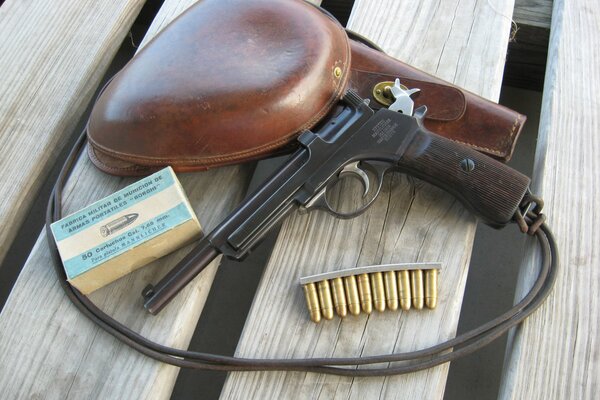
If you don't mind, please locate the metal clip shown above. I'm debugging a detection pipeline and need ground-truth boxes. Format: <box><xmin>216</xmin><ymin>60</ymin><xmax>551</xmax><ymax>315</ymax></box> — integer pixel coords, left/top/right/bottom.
<box><xmin>514</xmin><ymin>190</ymin><xmax>546</xmax><ymax>235</ymax></box>
<box><xmin>300</xmin><ymin>263</ymin><xmax>442</xmax><ymax>322</ymax></box>
<box><xmin>388</xmin><ymin>78</ymin><xmax>420</xmax><ymax>115</ymax></box>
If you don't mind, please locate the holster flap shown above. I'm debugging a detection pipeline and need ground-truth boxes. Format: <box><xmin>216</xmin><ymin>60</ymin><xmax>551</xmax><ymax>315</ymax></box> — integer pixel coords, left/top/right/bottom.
<box><xmin>348</xmin><ymin>40</ymin><xmax>525</xmax><ymax>161</ymax></box>
<box><xmin>88</xmin><ymin>0</ymin><xmax>350</xmax><ymax>175</ymax></box>
<box><xmin>87</xmin><ymin>0</ymin><xmax>525</xmax><ymax>176</ymax></box>
<box><xmin>351</xmin><ymin>69</ymin><xmax>467</xmax><ymax>121</ymax></box>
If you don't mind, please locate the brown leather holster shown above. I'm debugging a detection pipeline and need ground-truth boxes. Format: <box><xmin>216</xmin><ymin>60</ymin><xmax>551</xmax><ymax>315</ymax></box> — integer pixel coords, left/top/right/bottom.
<box><xmin>87</xmin><ymin>0</ymin><xmax>524</xmax><ymax>176</ymax></box>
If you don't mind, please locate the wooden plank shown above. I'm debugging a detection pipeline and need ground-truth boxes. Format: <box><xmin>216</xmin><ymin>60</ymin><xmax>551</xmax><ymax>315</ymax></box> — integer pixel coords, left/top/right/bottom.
<box><xmin>221</xmin><ymin>0</ymin><xmax>515</xmax><ymax>399</ymax></box>
<box><xmin>513</xmin><ymin>0</ymin><xmax>552</xmax><ymax>28</ymax></box>
<box><xmin>499</xmin><ymin>0</ymin><xmax>600</xmax><ymax>398</ymax></box>
<box><xmin>0</xmin><ymin>1</ymin><xmax>253</xmax><ymax>398</ymax></box>
<box><xmin>0</xmin><ymin>0</ymin><xmax>147</xmax><ymax>269</ymax></box>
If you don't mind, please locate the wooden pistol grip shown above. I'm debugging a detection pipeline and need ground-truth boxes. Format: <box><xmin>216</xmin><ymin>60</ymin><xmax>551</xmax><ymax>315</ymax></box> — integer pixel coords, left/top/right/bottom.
<box><xmin>397</xmin><ymin>128</ymin><xmax>531</xmax><ymax>228</ymax></box>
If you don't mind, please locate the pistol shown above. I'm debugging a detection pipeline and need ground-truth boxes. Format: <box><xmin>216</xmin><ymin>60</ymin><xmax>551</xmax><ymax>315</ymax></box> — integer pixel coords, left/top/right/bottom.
<box><xmin>142</xmin><ymin>84</ymin><xmax>533</xmax><ymax>314</ymax></box>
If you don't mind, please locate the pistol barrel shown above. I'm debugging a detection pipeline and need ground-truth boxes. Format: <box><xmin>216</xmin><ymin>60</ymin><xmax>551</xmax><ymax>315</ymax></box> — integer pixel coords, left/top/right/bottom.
<box><xmin>142</xmin><ymin>239</ymin><xmax>219</xmax><ymax>314</ymax></box>
<box><xmin>142</xmin><ymin>99</ymin><xmax>373</xmax><ymax>314</ymax></box>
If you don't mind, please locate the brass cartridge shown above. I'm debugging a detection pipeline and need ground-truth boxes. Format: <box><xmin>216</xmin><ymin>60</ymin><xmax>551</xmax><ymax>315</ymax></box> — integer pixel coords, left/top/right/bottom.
<box><xmin>317</xmin><ymin>280</ymin><xmax>334</xmax><ymax>320</ymax></box>
<box><xmin>357</xmin><ymin>273</ymin><xmax>373</xmax><ymax>314</ymax></box>
<box><xmin>397</xmin><ymin>270</ymin><xmax>411</xmax><ymax>311</ymax></box>
<box><xmin>299</xmin><ymin>262</ymin><xmax>441</xmax><ymax>320</ymax></box>
<box><xmin>331</xmin><ymin>277</ymin><xmax>348</xmax><ymax>317</ymax></box>
<box><xmin>410</xmin><ymin>269</ymin><xmax>424</xmax><ymax>309</ymax></box>
<box><xmin>303</xmin><ymin>283</ymin><xmax>321</xmax><ymax>323</ymax></box>
<box><xmin>344</xmin><ymin>275</ymin><xmax>361</xmax><ymax>316</ymax></box>
<box><xmin>425</xmin><ymin>269</ymin><xmax>438</xmax><ymax>309</ymax></box>
<box><xmin>370</xmin><ymin>272</ymin><xmax>386</xmax><ymax>312</ymax></box>
<box><xmin>384</xmin><ymin>270</ymin><xmax>399</xmax><ymax>311</ymax></box>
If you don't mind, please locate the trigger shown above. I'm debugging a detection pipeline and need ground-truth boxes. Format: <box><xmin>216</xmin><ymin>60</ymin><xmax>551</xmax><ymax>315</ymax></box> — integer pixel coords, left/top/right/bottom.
<box><xmin>339</xmin><ymin>161</ymin><xmax>369</xmax><ymax>197</ymax></box>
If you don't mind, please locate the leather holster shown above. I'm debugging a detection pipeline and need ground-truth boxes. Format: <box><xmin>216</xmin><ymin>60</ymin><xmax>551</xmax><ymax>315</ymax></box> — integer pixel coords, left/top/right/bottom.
<box><xmin>87</xmin><ymin>0</ymin><xmax>525</xmax><ymax>176</ymax></box>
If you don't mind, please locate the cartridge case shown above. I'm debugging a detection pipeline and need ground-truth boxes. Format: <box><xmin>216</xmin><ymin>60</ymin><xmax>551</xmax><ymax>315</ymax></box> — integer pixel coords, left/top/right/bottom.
<box><xmin>357</xmin><ymin>273</ymin><xmax>373</xmax><ymax>314</ymax></box>
<box><xmin>331</xmin><ymin>277</ymin><xmax>348</xmax><ymax>317</ymax></box>
<box><xmin>303</xmin><ymin>283</ymin><xmax>321</xmax><ymax>323</ymax></box>
<box><xmin>344</xmin><ymin>275</ymin><xmax>361</xmax><ymax>316</ymax></box>
<box><xmin>370</xmin><ymin>272</ymin><xmax>386</xmax><ymax>312</ymax></box>
<box><xmin>410</xmin><ymin>269</ymin><xmax>424</xmax><ymax>309</ymax></box>
<box><xmin>425</xmin><ymin>269</ymin><xmax>438</xmax><ymax>309</ymax></box>
<box><xmin>397</xmin><ymin>270</ymin><xmax>411</xmax><ymax>310</ymax></box>
<box><xmin>317</xmin><ymin>280</ymin><xmax>334</xmax><ymax>320</ymax></box>
<box><xmin>384</xmin><ymin>270</ymin><xmax>399</xmax><ymax>311</ymax></box>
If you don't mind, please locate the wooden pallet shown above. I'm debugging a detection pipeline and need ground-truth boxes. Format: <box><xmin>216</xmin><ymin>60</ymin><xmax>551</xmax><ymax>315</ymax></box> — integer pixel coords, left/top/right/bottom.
<box><xmin>221</xmin><ymin>0</ymin><xmax>516</xmax><ymax>398</ymax></box>
<box><xmin>499</xmin><ymin>0</ymin><xmax>600</xmax><ymax>398</ymax></box>
<box><xmin>0</xmin><ymin>0</ymin><xmax>252</xmax><ymax>398</ymax></box>
<box><xmin>0</xmin><ymin>0</ymin><xmax>146</xmax><ymax>269</ymax></box>
<box><xmin>2</xmin><ymin>0</ymin><xmax>593</xmax><ymax>399</ymax></box>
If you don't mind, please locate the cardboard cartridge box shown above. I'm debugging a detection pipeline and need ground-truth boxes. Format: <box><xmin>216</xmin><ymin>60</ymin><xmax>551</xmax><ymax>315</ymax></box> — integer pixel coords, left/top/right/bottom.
<box><xmin>50</xmin><ymin>167</ymin><xmax>202</xmax><ymax>294</ymax></box>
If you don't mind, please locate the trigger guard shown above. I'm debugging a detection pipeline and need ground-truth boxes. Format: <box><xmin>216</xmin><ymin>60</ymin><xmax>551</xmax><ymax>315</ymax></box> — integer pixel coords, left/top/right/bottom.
<box><xmin>339</xmin><ymin>161</ymin><xmax>370</xmax><ymax>197</ymax></box>
<box><xmin>324</xmin><ymin>162</ymin><xmax>389</xmax><ymax>219</ymax></box>
<box><xmin>324</xmin><ymin>197</ymin><xmax>375</xmax><ymax>219</ymax></box>
<box><xmin>300</xmin><ymin>161</ymin><xmax>392</xmax><ymax>219</ymax></box>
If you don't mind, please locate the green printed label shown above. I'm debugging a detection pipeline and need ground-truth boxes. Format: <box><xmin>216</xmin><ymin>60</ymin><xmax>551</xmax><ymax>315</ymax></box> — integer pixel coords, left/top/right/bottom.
<box><xmin>51</xmin><ymin>168</ymin><xmax>175</xmax><ymax>241</ymax></box>
<box><xmin>63</xmin><ymin>203</ymin><xmax>191</xmax><ymax>279</ymax></box>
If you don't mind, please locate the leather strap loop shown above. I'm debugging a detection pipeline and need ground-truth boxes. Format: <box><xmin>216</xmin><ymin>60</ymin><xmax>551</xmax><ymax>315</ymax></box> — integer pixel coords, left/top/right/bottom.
<box><xmin>45</xmin><ymin>128</ymin><xmax>558</xmax><ymax>376</ymax></box>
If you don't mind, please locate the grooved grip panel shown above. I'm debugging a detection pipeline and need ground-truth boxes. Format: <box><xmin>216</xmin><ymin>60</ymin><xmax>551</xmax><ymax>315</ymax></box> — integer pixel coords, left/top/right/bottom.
<box><xmin>398</xmin><ymin>128</ymin><xmax>531</xmax><ymax>227</ymax></box>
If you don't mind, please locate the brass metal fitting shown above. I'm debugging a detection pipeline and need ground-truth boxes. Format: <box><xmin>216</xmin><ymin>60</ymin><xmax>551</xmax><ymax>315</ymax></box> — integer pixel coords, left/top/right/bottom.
<box><xmin>333</xmin><ymin>66</ymin><xmax>342</xmax><ymax>78</ymax></box>
<box><xmin>372</xmin><ymin>80</ymin><xmax>409</xmax><ymax>106</ymax></box>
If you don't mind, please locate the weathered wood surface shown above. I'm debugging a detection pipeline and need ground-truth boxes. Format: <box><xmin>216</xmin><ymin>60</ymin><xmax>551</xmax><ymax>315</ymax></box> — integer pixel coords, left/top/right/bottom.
<box><xmin>0</xmin><ymin>0</ymin><xmax>147</xmax><ymax>269</ymax></box>
<box><xmin>499</xmin><ymin>0</ymin><xmax>600</xmax><ymax>398</ymax></box>
<box><xmin>513</xmin><ymin>0</ymin><xmax>552</xmax><ymax>28</ymax></box>
<box><xmin>0</xmin><ymin>0</ymin><xmax>253</xmax><ymax>398</ymax></box>
<box><xmin>221</xmin><ymin>0</ymin><xmax>516</xmax><ymax>399</ymax></box>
